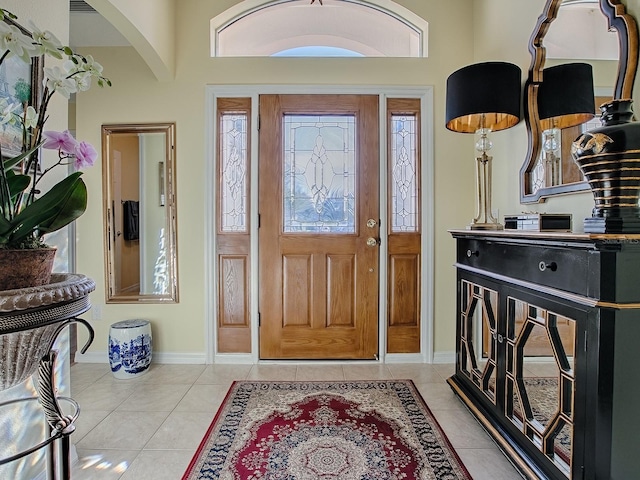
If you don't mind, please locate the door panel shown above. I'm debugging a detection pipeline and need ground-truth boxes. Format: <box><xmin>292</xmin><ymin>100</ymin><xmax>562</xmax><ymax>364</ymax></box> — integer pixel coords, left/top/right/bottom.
<box><xmin>216</xmin><ymin>98</ymin><xmax>252</xmax><ymax>353</ymax></box>
<box><xmin>259</xmin><ymin>94</ymin><xmax>379</xmax><ymax>359</ymax></box>
<box><xmin>327</xmin><ymin>254</ymin><xmax>355</xmax><ymax>327</ymax></box>
<box><xmin>386</xmin><ymin>98</ymin><xmax>422</xmax><ymax>353</ymax></box>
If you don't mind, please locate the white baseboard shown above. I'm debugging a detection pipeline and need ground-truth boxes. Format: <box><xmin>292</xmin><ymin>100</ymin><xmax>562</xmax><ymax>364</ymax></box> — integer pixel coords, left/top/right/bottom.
<box><xmin>75</xmin><ymin>351</ymin><xmax>206</xmax><ymax>364</ymax></box>
<box><xmin>432</xmin><ymin>351</ymin><xmax>456</xmax><ymax>364</ymax></box>
<box><xmin>75</xmin><ymin>351</ymin><xmax>453</xmax><ymax>365</ymax></box>
<box><xmin>154</xmin><ymin>352</ymin><xmax>207</xmax><ymax>364</ymax></box>
<box><xmin>214</xmin><ymin>354</ymin><xmax>255</xmax><ymax>364</ymax></box>
<box><xmin>384</xmin><ymin>353</ymin><xmax>428</xmax><ymax>364</ymax></box>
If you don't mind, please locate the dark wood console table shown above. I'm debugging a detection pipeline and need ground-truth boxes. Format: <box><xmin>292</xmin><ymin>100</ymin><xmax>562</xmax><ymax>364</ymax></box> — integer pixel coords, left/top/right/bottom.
<box><xmin>0</xmin><ymin>274</ymin><xmax>95</xmax><ymax>479</ymax></box>
<box><xmin>448</xmin><ymin>230</ymin><xmax>640</xmax><ymax>480</ymax></box>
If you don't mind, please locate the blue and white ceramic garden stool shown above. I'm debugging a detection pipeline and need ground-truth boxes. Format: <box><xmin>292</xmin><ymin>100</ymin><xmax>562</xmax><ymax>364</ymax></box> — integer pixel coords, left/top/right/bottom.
<box><xmin>108</xmin><ymin>319</ymin><xmax>152</xmax><ymax>379</ymax></box>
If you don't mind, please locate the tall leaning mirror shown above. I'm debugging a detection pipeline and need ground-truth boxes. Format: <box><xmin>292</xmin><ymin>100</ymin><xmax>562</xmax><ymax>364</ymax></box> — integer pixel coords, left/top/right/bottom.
<box><xmin>520</xmin><ymin>0</ymin><xmax>639</xmax><ymax>203</ymax></box>
<box><xmin>102</xmin><ymin>123</ymin><xmax>178</xmax><ymax>303</ymax></box>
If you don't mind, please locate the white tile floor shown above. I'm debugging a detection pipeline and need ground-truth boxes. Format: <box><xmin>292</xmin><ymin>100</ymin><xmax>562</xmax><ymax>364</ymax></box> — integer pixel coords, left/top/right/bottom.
<box><xmin>69</xmin><ymin>362</ymin><xmax>524</xmax><ymax>479</ymax></box>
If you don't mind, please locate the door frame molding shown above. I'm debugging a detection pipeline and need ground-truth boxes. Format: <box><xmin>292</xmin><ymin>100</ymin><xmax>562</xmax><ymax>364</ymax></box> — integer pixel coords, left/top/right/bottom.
<box><xmin>205</xmin><ymin>85</ymin><xmax>434</xmax><ymax>364</ymax></box>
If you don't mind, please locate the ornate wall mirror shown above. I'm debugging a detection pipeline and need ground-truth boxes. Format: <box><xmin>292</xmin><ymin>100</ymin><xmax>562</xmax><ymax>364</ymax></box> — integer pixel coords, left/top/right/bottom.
<box><xmin>102</xmin><ymin>123</ymin><xmax>179</xmax><ymax>303</ymax></box>
<box><xmin>520</xmin><ymin>0</ymin><xmax>639</xmax><ymax>203</ymax></box>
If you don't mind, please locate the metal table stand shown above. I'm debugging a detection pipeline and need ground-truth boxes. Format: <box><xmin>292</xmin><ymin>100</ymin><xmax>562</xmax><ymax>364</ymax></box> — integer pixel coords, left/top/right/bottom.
<box><xmin>0</xmin><ymin>274</ymin><xmax>95</xmax><ymax>480</ymax></box>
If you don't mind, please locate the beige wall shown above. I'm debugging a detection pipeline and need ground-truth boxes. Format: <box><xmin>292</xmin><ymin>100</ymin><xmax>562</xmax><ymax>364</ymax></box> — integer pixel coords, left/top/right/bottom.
<box><xmin>73</xmin><ymin>0</ymin><xmax>640</xmax><ymax>359</ymax></box>
<box><xmin>75</xmin><ymin>0</ymin><xmax>477</xmax><ymax>358</ymax></box>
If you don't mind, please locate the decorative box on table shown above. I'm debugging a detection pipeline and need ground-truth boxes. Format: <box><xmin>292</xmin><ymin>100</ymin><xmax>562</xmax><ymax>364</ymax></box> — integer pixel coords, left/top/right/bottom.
<box><xmin>503</xmin><ymin>213</ymin><xmax>571</xmax><ymax>232</ymax></box>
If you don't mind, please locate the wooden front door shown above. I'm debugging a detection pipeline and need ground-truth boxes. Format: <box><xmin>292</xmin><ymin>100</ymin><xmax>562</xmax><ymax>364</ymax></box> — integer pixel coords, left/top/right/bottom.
<box><xmin>259</xmin><ymin>94</ymin><xmax>379</xmax><ymax>359</ymax></box>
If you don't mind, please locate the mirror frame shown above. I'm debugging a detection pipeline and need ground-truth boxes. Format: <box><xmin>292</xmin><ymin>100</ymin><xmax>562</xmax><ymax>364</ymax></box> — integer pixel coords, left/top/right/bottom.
<box><xmin>102</xmin><ymin>123</ymin><xmax>179</xmax><ymax>303</ymax></box>
<box><xmin>520</xmin><ymin>0</ymin><xmax>639</xmax><ymax>203</ymax></box>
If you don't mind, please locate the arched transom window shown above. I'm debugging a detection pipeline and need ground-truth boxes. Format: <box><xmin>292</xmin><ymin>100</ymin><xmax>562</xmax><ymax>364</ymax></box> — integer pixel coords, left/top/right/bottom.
<box><xmin>211</xmin><ymin>0</ymin><xmax>428</xmax><ymax>57</ymax></box>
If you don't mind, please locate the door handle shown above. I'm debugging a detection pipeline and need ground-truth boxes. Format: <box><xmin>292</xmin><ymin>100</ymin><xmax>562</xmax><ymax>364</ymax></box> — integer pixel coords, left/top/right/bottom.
<box><xmin>366</xmin><ymin>237</ymin><xmax>379</xmax><ymax>247</ymax></box>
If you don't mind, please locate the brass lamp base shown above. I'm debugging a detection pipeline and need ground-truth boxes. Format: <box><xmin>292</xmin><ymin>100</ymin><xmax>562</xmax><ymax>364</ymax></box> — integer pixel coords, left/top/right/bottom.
<box><xmin>466</xmin><ymin>221</ymin><xmax>504</xmax><ymax>231</ymax></box>
<box><xmin>468</xmin><ymin>150</ymin><xmax>502</xmax><ymax>231</ymax></box>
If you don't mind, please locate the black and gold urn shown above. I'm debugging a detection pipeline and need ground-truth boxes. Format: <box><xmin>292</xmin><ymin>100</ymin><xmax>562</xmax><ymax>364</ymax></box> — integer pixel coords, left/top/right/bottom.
<box><xmin>572</xmin><ymin>99</ymin><xmax>640</xmax><ymax>233</ymax></box>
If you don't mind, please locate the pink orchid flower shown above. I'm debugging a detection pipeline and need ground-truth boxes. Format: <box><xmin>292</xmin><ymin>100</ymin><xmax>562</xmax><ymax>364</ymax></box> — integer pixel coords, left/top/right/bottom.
<box><xmin>42</xmin><ymin>129</ymin><xmax>78</xmax><ymax>155</ymax></box>
<box><xmin>74</xmin><ymin>141</ymin><xmax>98</xmax><ymax>169</ymax></box>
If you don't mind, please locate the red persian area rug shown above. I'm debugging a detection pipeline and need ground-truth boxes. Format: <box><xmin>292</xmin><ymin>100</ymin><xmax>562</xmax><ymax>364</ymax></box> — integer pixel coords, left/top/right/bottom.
<box><xmin>182</xmin><ymin>380</ymin><xmax>472</xmax><ymax>480</ymax></box>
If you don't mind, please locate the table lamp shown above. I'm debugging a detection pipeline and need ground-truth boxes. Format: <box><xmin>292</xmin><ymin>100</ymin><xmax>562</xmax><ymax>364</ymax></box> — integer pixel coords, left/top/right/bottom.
<box><xmin>537</xmin><ymin>62</ymin><xmax>595</xmax><ymax>186</ymax></box>
<box><xmin>446</xmin><ymin>61</ymin><xmax>521</xmax><ymax>230</ymax></box>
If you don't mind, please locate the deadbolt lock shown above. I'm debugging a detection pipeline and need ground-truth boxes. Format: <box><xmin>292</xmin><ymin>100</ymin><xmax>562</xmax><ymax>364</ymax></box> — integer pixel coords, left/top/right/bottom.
<box><xmin>366</xmin><ymin>218</ymin><xmax>377</xmax><ymax>228</ymax></box>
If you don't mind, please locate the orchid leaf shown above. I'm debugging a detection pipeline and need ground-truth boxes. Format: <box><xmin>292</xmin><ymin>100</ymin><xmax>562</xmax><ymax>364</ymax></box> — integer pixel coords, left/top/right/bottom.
<box><xmin>0</xmin><ymin>215</ymin><xmax>11</xmax><ymax>239</ymax></box>
<box><xmin>37</xmin><ymin>179</ymin><xmax>87</xmax><ymax>235</ymax></box>
<box><xmin>7</xmin><ymin>173</ymin><xmax>30</xmax><ymax>199</ymax></box>
<box><xmin>7</xmin><ymin>172</ymin><xmax>87</xmax><ymax>244</ymax></box>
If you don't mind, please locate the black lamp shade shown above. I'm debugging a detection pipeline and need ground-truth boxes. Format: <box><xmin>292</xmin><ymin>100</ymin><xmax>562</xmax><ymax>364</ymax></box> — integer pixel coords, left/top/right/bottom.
<box><xmin>538</xmin><ymin>62</ymin><xmax>595</xmax><ymax>130</ymax></box>
<box><xmin>445</xmin><ymin>61</ymin><xmax>522</xmax><ymax>133</ymax></box>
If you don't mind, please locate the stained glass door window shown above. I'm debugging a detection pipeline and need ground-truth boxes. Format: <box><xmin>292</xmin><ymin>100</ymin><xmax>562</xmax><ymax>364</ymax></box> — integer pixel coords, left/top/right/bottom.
<box><xmin>283</xmin><ymin>115</ymin><xmax>356</xmax><ymax>233</ymax></box>
<box><xmin>390</xmin><ymin>114</ymin><xmax>418</xmax><ymax>232</ymax></box>
<box><xmin>221</xmin><ymin>113</ymin><xmax>248</xmax><ymax>232</ymax></box>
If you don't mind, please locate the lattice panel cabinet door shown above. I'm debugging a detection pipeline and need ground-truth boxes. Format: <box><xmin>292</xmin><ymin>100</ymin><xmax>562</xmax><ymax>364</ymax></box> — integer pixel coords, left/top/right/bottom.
<box><xmin>458</xmin><ymin>279</ymin><xmax>499</xmax><ymax>407</ymax></box>
<box><xmin>502</xmin><ymin>290</ymin><xmax>587</xmax><ymax>480</ymax></box>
